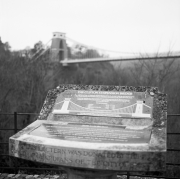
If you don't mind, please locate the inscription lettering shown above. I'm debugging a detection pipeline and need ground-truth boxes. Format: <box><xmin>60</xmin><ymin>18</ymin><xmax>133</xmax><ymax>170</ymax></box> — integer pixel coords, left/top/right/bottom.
<box><xmin>15</xmin><ymin>139</ymin><xmax>165</xmax><ymax>171</ymax></box>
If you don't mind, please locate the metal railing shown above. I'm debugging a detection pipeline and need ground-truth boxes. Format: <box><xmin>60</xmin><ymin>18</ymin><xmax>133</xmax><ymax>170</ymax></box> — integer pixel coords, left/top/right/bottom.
<box><xmin>0</xmin><ymin>112</ymin><xmax>180</xmax><ymax>179</ymax></box>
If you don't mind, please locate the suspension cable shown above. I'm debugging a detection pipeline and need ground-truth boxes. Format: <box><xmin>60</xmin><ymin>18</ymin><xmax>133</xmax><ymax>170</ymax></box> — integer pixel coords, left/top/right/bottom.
<box><xmin>66</xmin><ymin>36</ymin><xmax>140</xmax><ymax>55</ymax></box>
<box><xmin>31</xmin><ymin>39</ymin><xmax>52</xmax><ymax>60</ymax></box>
<box><xmin>33</xmin><ymin>46</ymin><xmax>50</xmax><ymax>61</ymax></box>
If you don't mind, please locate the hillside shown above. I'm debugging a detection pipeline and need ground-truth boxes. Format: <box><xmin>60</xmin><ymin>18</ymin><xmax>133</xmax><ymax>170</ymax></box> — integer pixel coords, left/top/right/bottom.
<box><xmin>0</xmin><ymin>39</ymin><xmax>180</xmax><ymax>143</ymax></box>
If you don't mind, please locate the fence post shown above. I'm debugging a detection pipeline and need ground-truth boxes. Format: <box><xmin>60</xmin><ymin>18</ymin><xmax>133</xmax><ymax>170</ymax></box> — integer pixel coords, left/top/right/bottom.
<box><xmin>27</xmin><ymin>114</ymin><xmax>30</xmax><ymax>125</ymax></box>
<box><xmin>13</xmin><ymin>112</ymin><xmax>18</xmax><ymax>174</ymax></box>
<box><xmin>14</xmin><ymin>112</ymin><xmax>17</xmax><ymax>134</ymax></box>
<box><xmin>127</xmin><ymin>172</ymin><xmax>130</xmax><ymax>179</ymax></box>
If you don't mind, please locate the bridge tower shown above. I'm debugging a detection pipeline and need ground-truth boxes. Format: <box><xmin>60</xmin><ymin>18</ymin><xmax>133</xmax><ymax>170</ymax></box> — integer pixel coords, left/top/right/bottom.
<box><xmin>51</xmin><ymin>32</ymin><xmax>68</xmax><ymax>62</ymax></box>
<box><xmin>52</xmin><ymin>98</ymin><xmax>71</xmax><ymax>114</ymax></box>
<box><xmin>132</xmin><ymin>101</ymin><xmax>151</xmax><ymax>118</ymax></box>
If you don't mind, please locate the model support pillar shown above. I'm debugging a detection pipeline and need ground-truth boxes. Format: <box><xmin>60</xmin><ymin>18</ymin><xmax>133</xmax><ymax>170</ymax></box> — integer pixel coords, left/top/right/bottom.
<box><xmin>132</xmin><ymin>101</ymin><xmax>151</xmax><ymax>118</ymax></box>
<box><xmin>52</xmin><ymin>98</ymin><xmax>71</xmax><ymax>114</ymax></box>
<box><xmin>59</xmin><ymin>98</ymin><xmax>70</xmax><ymax>113</ymax></box>
<box><xmin>51</xmin><ymin>32</ymin><xmax>68</xmax><ymax>62</ymax></box>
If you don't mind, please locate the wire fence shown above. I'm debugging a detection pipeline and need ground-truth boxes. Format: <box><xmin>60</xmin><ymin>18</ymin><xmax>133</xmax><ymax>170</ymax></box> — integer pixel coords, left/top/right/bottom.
<box><xmin>0</xmin><ymin>112</ymin><xmax>180</xmax><ymax>179</ymax></box>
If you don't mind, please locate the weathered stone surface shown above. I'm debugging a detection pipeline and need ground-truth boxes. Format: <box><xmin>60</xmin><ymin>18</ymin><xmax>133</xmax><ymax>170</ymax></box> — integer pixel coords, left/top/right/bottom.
<box><xmin>25</xmin><ymin>175</ymin><xmax>34</xmax><ymax>179</ymax></box>
<box><xmin>9</xmin><ymin>85</ymin><xmax>166</xmax><ymax>172</ymax></box>
<box><xmin>5</xmin><ymin>174</ymin><xmax>15</xmax><ymax>179</ymax></box>
<box><xmin>14</xmin><ymin>174</ymin><xmax>22</xmax><ymax>179</ymax></box>
<box><xmin>51</xmin><ymin>175</ymin><xmax>61</xmax><ymax>179</ymax></box>
<box><xmin>0</xmin><ymin>174</ymin><xmax>8</xmax><ymax>179</ymax></box>
<box><xmin>36</xmin><ymin>175</ymin><xmax>45</xmax><ymax>179</ymax></box>
<box><xmin>15</xmin><ymin>174</ymin><xmax>27</xmax><ymax>179</ymax></box>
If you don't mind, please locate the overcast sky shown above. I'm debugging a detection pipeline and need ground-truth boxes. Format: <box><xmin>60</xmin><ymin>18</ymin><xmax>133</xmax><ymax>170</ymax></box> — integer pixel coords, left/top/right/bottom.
<box><xmin>0</xmin><ymin>0</ymin><xmax>180</xmax><ymax>54</ymax></box>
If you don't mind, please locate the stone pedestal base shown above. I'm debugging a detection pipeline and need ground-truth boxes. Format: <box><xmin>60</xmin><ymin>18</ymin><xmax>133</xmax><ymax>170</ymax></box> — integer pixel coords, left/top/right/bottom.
<box><xmin>66</xmin><ymin>168</ymin><xmax>117</xmax><ymax>179</ymax></box>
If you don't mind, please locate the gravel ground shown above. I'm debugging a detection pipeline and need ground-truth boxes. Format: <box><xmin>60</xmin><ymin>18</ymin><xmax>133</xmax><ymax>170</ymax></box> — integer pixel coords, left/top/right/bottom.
<box><xmin>0</xmin><ymin>173</ymin><xmax>165</xmax><ymax>179</ymax></box>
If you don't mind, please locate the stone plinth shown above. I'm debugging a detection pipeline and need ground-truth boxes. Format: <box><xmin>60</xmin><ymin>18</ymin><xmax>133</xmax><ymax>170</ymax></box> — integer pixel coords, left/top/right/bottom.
<box><xmin>9</xmin><ymin>85</ymin><xmax>167</xmax><ymax>178</ymax></box>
